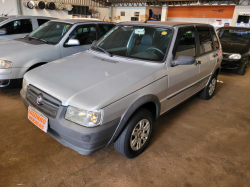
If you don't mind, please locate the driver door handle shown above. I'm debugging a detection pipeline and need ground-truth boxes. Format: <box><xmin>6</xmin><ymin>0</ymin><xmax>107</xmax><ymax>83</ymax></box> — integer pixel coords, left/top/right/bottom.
<box><xmin>213</xmin><ymin>53</ymin><xmax>218</xmax><ymax>58</ymax></box>
<box><xmin>195</xmin><ymin>60</ymin><xmax>201</xmax><ymax>66</ymax></box>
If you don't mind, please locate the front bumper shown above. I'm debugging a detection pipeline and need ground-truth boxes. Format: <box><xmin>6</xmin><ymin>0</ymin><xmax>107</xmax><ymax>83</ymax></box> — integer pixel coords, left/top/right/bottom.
<box><xmin>221</xmin><ymin>59</ymin><xmax>247</xmax><ymax>70</ymax></box>
<box><xmin>0</xmin><ymin>67</ymin><xmax>29</xmax><ymax>80</ymax></box>
<box><xmin>20</xmin><ymin>88</ymin><xmax>120</xmax><ymax>155</ymax></box>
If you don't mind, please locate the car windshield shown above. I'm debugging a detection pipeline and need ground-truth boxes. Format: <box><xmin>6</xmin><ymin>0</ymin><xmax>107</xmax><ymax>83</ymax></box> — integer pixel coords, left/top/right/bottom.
<box><xmin>0</xmin><ymin>17</ymin><xmax>8</xmax><ymax>23</ymax></box>
<box><xmin>28</xmin><ymin>21</ymin><xmax>72</xmax><ymax>44</ymax></box>
<box><xmin>93</xmin><ymin>25</ymin><xmax>173</xmax><ymax>61</ymax></box>
<box><xmin>217</xmin><ymin>29</ymin><xmax>250</xmax><ymax>44</ymax></box>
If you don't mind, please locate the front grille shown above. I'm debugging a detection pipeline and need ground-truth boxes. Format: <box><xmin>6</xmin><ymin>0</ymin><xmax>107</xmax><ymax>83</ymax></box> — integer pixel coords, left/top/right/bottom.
<box><xmin>27</xmin><ymin>85</ymin><xmax>61</xmax><ymax>118</ymax></box>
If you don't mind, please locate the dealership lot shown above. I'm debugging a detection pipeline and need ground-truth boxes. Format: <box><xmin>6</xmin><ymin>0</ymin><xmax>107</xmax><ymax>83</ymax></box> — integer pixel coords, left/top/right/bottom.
<box><xmin>1</xmin><ymin>70</ymin><xmax>249</xmax><ymax>186</ymax></box>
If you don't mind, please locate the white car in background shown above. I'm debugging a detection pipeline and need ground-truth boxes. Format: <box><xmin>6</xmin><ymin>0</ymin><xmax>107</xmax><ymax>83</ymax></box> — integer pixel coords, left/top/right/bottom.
<box><xmin>0</xmin><ymin>15</ymin><xmax>56</xmax><ymax>41</ymax></box>
<box><xmin>0</xmin><ymin>19</ymin><xmax>115</xmax><ymax>87</ymax></box>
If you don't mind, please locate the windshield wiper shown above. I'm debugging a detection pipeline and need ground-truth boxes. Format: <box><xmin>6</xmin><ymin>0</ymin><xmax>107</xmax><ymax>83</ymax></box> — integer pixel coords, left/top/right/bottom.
<box><xmin>29</xmin><ymin>36</ymin><xmax>48</xmax><ymax>43</ymax></box>
<box><xmin>94</xmin><ymin>46</ymin><xmax>112</xmax><ymax>57</ymax></box>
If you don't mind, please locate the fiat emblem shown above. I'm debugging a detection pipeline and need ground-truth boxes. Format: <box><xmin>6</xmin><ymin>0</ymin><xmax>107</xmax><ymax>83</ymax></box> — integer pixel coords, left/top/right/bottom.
<box><xmin>37</xmin><ymin>94</ymin><xmax>44</xmax><ymax>105</ymax></box>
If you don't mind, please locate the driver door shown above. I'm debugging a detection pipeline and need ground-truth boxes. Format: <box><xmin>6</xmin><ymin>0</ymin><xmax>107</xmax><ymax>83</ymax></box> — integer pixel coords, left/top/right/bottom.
<box><xmin>165</xmin><ymin>26</ymin><xmax>200</xmax><ymax>111</ymax></box>
<box><xmin>60</xmin><ymin>24</ymin><xmax>97</xmax><ymax>57</ymax></box>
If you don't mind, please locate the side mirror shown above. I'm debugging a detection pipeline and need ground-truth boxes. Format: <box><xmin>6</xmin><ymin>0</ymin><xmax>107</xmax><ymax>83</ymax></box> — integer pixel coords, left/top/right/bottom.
<box><xmin>0</xmin><ymin>29</ymin><xmax>7</xmax><ymax>35</ymax></box>
<box><xmin>172</xmin><ymin>55</ymin><xmax>195</xmax><ymax>67</ymax></box>
<box><xmin>65</xmin><ymin>39</ymin><xmax>80</xmax><ymax>46</ymax></box>
<box><xmin>92</xmin><ymin>40</ymin><xmax>97</xmax><ymax>46</ymax></box>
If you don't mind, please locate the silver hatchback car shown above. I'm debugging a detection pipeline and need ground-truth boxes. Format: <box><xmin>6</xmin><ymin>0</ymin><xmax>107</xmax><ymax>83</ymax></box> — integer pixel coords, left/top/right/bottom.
<box><xmin>0</xmin><ymin>19</ymin><xmax>114</xmax><ymax>87</ymax></box>
<box><xmin>21</xmin><ymin>22</ymin><xmax>222</xmax><ymax>158</ymax></box>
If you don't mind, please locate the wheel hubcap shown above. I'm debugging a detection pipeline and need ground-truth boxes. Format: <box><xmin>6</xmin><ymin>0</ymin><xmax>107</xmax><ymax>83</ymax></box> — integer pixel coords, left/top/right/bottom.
<box><xmin>208</xmin><ymin>78</ymin><xmax>216</xmax><ymax>96</ymax></box>
<box><xmin>130</xmin><ymin>119</ymin><xmax>151</xmax><ymax>151</ymax></box>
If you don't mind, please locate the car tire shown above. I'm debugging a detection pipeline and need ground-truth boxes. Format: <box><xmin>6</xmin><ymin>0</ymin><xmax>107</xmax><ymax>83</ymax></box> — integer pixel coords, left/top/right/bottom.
<box><xmin>114</xmin><ymin>108</ymin><xmax>153</xmax><ymax>159</ymax></box>
<box><xmin>238</xmin><ymin>63</ymin><xmax>247</xmax><ymax>75</ymax></box>
<box><xmin>198</xmin><ymin>74</ymin><xmax>217</xmax><ymax>100</ymax></box>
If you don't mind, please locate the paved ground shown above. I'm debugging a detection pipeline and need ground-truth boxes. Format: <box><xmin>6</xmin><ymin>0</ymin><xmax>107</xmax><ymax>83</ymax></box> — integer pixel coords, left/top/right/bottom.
<box><xmin>0</xmin><ymin>69</ymin><xmax>250</xmax><ymax>187</ymax></box>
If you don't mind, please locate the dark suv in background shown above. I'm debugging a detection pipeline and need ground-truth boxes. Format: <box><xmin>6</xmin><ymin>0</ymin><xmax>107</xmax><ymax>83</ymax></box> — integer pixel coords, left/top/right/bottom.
<box><xmin>217</xmin><ymin>27</ymin><xmax>250</xmax><ymax>75</ymax></box>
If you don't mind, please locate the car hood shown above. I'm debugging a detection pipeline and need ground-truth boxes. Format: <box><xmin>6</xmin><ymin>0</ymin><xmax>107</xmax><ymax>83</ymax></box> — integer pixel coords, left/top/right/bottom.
<box><xmin>0</xmin><ymin>39</ymin><xmax>50</xmax><ymax>67</ymax></box>
<box><xmin>221</xmin><ymin>41</ymin><xmax>249</xmax><ymax>54</ymax></box>
<box><xmin>25</xmin><ymin>51</ymin><xmax>165</xmax><ymax>110</ymax></box>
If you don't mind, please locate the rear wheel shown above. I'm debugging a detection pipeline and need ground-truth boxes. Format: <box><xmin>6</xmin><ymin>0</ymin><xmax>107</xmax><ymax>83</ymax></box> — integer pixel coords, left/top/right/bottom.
<box><xmin>198</xmin><ymin>74</ymin><xmax>217</xmax><ymax>100</ymax></box>
<box><xmin>114</xmin><ymin>108</ymin><xmax>153</xmax><ymax>159</ymax></box>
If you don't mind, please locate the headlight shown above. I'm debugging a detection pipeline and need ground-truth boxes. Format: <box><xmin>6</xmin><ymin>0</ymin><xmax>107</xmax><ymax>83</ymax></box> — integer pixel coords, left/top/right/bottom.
<box><xmin>229</xmin><ymin>54</ymin><xmax>241</xmax><ymax>60</ymax></box>
<box><xmin>65</xmin><ymin>106</ymin><xmax>103</xmax><ymax>127</ymax></box>
<box><xmin>22</xmin><ymin>79</ymin><xmax>28</xmax><ymax>93</ymax></box>
<box><xmin>0</xmin><ymin>59</ymin><xmax>12</xmax><ymax>69</ymax></box>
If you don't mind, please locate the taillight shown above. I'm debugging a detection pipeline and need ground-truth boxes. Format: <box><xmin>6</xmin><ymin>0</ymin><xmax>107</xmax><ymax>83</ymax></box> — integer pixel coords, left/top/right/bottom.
<box><xmin>218</xmin><ymin>50</ymin><xmax>222</xmax><ymax>57</ymax></box>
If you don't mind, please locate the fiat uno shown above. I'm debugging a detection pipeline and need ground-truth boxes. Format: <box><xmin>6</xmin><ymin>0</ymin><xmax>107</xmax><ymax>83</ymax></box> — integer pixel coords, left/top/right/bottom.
<box><xmin>21</xmin><ymin>22</ymin><xmax>222</xmax><ymax>158</ymax></box>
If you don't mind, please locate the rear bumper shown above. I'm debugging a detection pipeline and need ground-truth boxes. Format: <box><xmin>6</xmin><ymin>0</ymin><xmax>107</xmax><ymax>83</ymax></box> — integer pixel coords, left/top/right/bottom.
<box><xmin>20</xmin><ymin>88</ymin><xmax>120</xmax><ymax>155</ymax></box>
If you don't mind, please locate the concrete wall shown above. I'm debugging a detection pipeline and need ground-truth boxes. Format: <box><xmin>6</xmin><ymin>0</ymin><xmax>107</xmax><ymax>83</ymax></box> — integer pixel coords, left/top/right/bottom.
<box><xmin>112</xmin><ymin>6</ymin><xmax>146</xmax><ymax>22</ymax></box>
<box><xmin>0</xmin><ymin>0</ymin><xmax>19</xmax><ymax>15</ymax></box>
<box><xmin>96</xmin><ymin>7</ymin><xmax>110</xmax><ymax>20</ymax></box>
<box><xmin>231</xmin><ymin>5</ymin><xmax>250</xmax><ymax>26</ymax></box>
<box><xmin>161</xmin><ymin>6</ymin><xmax>168</xmax><ymax>21</ymax></box>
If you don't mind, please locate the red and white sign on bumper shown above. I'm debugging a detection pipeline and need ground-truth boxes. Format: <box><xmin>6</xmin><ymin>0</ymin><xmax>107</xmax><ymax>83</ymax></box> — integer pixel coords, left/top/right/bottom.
<box><xmin>28</xmin><ymin>106</ymin><xmax>48</xmax><ymax>133</ymax></box>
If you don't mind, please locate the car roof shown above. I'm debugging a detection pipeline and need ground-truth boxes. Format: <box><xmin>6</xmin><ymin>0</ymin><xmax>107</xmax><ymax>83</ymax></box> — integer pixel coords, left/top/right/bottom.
<box><xmin>218</xmin><ymin>26</ymin><xmax>250</xmax><ymax>30</ymax></box>
<box><xmin>52</xmin><ymin>19</ymin><xmax>109</xmax><ymax>24</ymax></box>
<box><xmin>118</xmin><ymin>21</ymin><xmax>212</xmax><ymax>27</ymax></box>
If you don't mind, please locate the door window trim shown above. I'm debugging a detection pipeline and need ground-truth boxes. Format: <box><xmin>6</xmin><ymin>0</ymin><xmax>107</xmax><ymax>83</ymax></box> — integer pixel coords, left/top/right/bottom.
<box><xmin>64</xmin><ymin>24</ymin><xmax>98</xmax><ymax>47</ymax></box>
<box><xmin>172</xmin><ymin>26</ymin><xmax>198</xmax><ymax>60</ymax></box>
<box><xmin>195</xmin><ymin>25</ymin><xmax>217</xmax><ymax>57</ymax></box>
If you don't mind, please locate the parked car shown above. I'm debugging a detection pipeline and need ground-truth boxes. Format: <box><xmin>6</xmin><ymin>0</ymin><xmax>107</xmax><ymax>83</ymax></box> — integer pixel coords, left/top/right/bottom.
<box><xmin>21</xmin><ymin>22</ymin><xmax>222</xmax><ymax>158</ymax></box>
<box><xmin>0</xmin><ymin>15</ymin><xmax>56</xmax><ymax>41</ymax></box>
<box><xmin>217</xmin><ymin>26</ymin><xmax>250</xmax><ymax>75</ymax></box>
<box><xmin>0</xmin><ymin>19</ymin><xmax>115</xmax><ymax>87</ymax></box>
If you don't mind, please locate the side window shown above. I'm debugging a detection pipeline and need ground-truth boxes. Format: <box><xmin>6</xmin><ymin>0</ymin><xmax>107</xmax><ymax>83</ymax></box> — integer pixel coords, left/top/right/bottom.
<box><xmin>173</xmin><ymin>27</ymin><xmax>196</xmax><ymax>60</ymax></box>
<box><xmin>0</xmin><ymin>19</ymin><xmax>32</xmax><ymax>35</ymax></box>
<box><xmin>37</xmin><ymin>19</ymin><xmax>50</xmax><ymax>26</ymax></box>
<box><xmin>69</xmin><ymin>25</ymin><xmax>97</xmax><ymax>45</ymax></box>
<box><xmin>99</xmin><ymin>24</ymin><xmax>115</xmax><ymax>37</ymax></box>
<box><xmin>197</xmin><ymin>26</ymin><xmax>213</xmax><ymax>54</ymax></box>
<box><xmin>210</xmin><ymin>28</ymin><xmax>219</xmax><ymax>49</ymax></box>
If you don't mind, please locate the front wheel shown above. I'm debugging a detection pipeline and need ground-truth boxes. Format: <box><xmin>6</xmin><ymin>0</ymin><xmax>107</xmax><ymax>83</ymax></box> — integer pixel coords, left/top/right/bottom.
<box><xmin>114</xmin><ymin>108</ymin><xmax>153</xmax><ymax>159</ymax></box>
<box><xmin>198</xmin><ymin>75</ymin><xmax>217</xmax><ymax>100</ymax></box>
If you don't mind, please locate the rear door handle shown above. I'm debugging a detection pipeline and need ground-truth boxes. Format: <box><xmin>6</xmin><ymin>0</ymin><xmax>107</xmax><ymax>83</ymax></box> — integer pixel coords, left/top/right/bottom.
<box><xmin>213</xmin><ymin>53</ymin><xmax>218</xmax><ymax>58</ymax></box>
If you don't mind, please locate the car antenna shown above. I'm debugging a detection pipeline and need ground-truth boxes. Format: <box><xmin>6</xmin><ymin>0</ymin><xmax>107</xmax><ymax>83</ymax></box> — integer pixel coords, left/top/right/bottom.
<box><xmin>5</xmin><ymin>9</ymin><xmax>13</xmax><ymax>16</ymax></box>
<box><xmin>144</xmin><ymin>20</ymin><xmax>147</xmax><ymax>23</ymax></box>
<box><xmin>103</xmin><ymin>9</ymin><xmax>109</xmax><ymax>21</ymax></box>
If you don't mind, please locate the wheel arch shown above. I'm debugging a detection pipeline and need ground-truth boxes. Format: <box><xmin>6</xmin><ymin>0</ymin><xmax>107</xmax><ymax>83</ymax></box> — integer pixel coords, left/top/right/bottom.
<box><xmin>107</xmin><ymin>94</ymin><xmax>161</xmax><ymax>145</ymax></box>
<box><xmin>26</xmin><ymin>62</ymin><xmax>47</xmax><ymax>72</ymax></box>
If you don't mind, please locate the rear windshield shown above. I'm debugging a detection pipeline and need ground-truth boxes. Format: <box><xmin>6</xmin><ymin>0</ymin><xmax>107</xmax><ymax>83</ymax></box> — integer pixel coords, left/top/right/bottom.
<box><xmin>217</xmin><ymin>29</ymin><xmax>250</xmax><ymax>44</ymax></box>
<box><xmin>93</xmin><ymin>25</ymin><xmax>173</xmax><ymax>62</ymax></box>
<box><xmin>0</xmin><ymin>17</ymin><xmax>8</xmax><ymax>23</ymax></box>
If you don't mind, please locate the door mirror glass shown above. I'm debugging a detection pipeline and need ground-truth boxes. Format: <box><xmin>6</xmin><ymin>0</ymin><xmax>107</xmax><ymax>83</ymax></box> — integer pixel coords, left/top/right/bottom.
<box><xmin>173</xmin><ymin>55</ymin><xmax>195</xmax><ymax>66</ymax></box>
<box><xmin>0</xmin><ymin>29</ymin><xmax>6</xmax><ymax>35</ymax></box>
<box><xmin>92</xmin><ymin>40</ymin><xmax>97</xmax><ymax>46</ymax></box>
<box><xmin>65</xmin><ymin>39</ymin><xmax>80</xmax><ymax>46</ymax></box>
